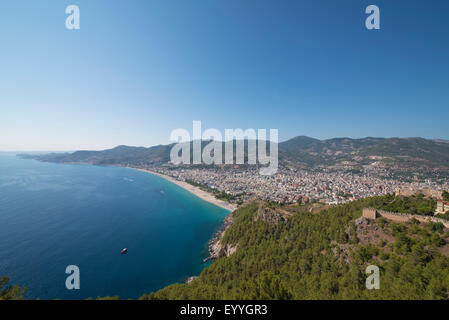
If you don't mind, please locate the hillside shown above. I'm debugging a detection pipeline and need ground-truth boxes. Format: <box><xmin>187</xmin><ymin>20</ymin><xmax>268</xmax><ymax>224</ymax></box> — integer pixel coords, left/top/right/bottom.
<box><xmin>279</xmin><ymin>137</ymin><xmax>449</xmax><ymax>172</ymax></box>
<box><xmin>141</xmin><ymin>195</ymin><xmax>449</xmax><ymax>300</ymax></box>
<box><xmin>20</xmin><ymin>144</ymin><xmax>173</xmax><ymax>166</ymax></box>
<box><xmin>20</xmin><ymin>137</ymin><xmax>449</xmax><ymax>179</ymax></box>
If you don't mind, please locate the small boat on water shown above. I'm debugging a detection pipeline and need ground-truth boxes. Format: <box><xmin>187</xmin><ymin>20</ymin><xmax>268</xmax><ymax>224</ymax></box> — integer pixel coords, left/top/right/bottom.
<box><xmin>121</xmin><ymin>248</ymin><xmax>128</xmax><ymax>254</ymax></box>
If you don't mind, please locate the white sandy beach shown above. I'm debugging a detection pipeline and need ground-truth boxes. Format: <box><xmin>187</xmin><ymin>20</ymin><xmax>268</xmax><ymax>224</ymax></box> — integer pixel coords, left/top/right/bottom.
<box><xmin>130</xmin><ymin>168</ymin><xmax>238</xmax><ymax>212</ymax></box>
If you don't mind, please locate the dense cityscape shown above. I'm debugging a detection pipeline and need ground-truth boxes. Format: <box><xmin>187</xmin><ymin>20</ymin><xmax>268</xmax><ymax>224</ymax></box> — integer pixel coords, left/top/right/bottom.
<box><xmin>144</xmin><ymin>165</ymin><xmax>449</xmax><ymax>205</ymax></box>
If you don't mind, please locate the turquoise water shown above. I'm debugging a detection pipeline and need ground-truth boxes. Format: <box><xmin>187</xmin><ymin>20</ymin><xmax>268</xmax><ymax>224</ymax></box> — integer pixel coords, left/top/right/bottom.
<box><xmin>0</xmin><ymin>154</ymin><xmax>228</xmax><ymax>299</ymax></box>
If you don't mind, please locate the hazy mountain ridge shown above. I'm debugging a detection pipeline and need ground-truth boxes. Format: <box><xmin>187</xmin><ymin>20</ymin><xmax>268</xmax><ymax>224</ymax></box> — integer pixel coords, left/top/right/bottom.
<box><xmin>19</xmin><ymin>136</ymin><xmax>449</xmax><ymax>172</ymax></box>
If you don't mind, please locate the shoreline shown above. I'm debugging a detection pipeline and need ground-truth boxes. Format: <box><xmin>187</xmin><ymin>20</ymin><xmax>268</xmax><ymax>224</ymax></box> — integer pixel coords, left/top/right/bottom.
<box><xmin>128</xmin><ymin>167</ymin><xmax>238</xmax><ymax>212</ymax></box>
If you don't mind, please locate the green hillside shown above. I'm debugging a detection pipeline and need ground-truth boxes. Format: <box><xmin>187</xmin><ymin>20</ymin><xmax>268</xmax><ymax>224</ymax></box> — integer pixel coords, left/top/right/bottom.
<box><xmin>142</xmin><ymin>195</ymin><xmax>449</xmax><ymax>300</ymax></box>
<box><xmin>0</xmin><ymin>276</ymin><xmax>25</xmax><ymax>300</ymax></box>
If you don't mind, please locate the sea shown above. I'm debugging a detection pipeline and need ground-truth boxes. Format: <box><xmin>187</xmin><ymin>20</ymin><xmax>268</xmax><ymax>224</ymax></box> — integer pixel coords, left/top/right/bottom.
<box><xmin>0</xmin><ymin>153</ymin><xmax>229</xmax><ymax>299</ymax></box>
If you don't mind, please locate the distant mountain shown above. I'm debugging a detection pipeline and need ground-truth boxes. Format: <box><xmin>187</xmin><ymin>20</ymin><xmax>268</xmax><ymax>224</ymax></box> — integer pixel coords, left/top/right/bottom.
<box><xmin>279</xmin><ymin>137</ymin><xmax>449</xmax><ymax>171</ymax></box>
<box><xmin>20</xmin><ymin>144</ymin><xmax>173</xmax><ymax>166</ymax></box>
<box><xmin>20</xmin><ymin>136</ymin><xmax>449</xmax><ymax>173</ymax></box>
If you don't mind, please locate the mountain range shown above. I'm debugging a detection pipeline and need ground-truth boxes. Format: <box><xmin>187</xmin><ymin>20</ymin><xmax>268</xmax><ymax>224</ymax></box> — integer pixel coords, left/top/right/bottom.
<box><xmin>20</xmin><ymin>136</ymin><xmax>449</xmax><ymax>176</ymax></box>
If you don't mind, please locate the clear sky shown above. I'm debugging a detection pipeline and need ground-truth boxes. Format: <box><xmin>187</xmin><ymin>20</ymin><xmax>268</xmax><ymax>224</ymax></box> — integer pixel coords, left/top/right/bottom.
<box><xmin>1</xmin><ymin>0</ymin><xmax>448</xmax><ymax>151</ymax></box>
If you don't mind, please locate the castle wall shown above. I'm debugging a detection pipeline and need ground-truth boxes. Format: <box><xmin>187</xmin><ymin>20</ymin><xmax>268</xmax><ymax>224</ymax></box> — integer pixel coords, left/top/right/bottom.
<box><xmin>362</xmin><ymin>208</ymin><xmax>449</xmax><ymax>228</ymax></box>
<box><xmin>362</xmin><ymin>208</ymin><xmax>378</xmax><ymax>219</ymax></box>
<box><xmin>395</xmin><ymin>188</ymin><xmax>442</xmax><ymax>200</ymax></box>
<box><xmin>379</xmin><ymin>213</ymin><xmax>410</xmax><ymax>224</ymax></box>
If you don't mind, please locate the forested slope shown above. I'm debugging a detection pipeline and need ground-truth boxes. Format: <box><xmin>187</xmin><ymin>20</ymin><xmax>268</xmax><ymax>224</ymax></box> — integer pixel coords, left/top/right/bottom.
<box><xmin>143</xmin><ymin>195</ymin><xmax>449</xmax><ymax>299</ymax></box>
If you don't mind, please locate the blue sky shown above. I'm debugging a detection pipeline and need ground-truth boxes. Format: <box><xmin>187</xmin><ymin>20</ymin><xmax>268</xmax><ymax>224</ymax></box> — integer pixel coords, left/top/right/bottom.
<box><xmin>1</xmin><ymin>0</ymin><xmax>448</xmax><ymax>151</ymax></box>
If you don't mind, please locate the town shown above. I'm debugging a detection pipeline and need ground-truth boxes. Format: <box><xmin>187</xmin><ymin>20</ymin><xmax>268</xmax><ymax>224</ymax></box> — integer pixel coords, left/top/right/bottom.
<box><xmin>143</xmin><ymin>164</ymin><xmax>449</xmax><ymax>205</ymax></box>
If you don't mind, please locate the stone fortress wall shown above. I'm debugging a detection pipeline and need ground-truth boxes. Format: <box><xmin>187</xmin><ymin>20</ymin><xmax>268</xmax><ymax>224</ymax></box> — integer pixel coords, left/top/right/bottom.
<box><xmin>395</xmin><ymin>188</ymin><xmax>443</xmax><ymax>199</ymax></box>
<box><xmin>362</xmin><ymin>208</ymin><xmax>449</xmax><ymax>228</ymax></box>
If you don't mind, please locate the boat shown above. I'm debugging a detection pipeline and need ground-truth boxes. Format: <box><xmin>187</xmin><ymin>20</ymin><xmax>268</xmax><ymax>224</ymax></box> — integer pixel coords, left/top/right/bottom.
<box><xmin>121</xmin><ymin>248</ymin><xmax>128</xmax><ymax>254</ymax></box>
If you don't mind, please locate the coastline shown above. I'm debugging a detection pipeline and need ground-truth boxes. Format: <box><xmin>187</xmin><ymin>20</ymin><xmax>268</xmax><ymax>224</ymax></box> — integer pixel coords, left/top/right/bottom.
<box><xmin>128</xmin><ymin>167</ymin><xmax>238</xmax><ymax>212</ymax></box>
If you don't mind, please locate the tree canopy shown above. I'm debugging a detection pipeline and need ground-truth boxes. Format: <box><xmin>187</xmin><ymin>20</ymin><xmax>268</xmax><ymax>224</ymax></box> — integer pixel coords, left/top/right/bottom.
<box><xmin>0</xmin><ymin>276</ymin><xmax>25</xmax><ymax>300</ymax></box>
<box><xmin>142</xmin><ymin>195</ymin><xmax>449</xmax><ymax>300</ymax></box>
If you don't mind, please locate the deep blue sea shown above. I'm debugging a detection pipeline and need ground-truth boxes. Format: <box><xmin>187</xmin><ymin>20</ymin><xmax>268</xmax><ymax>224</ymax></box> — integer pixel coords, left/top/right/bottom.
<box><xmin>0</xmin><ymin>153</ymin><xmax>229</xmax><ymax>299</ymax></box>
